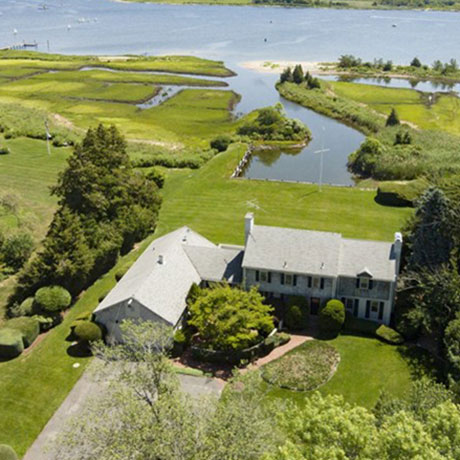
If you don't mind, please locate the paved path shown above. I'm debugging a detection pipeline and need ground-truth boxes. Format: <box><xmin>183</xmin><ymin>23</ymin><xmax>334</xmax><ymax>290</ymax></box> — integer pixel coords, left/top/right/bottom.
<box><xmin>23</xmin><ymin>365</ymin><xmax>223</xmax><ymax>460</ymax></box>
<box><xmin>249</xmin><ymin>334</ymin><xmax>312</xmax><ymax>369</ymax></box>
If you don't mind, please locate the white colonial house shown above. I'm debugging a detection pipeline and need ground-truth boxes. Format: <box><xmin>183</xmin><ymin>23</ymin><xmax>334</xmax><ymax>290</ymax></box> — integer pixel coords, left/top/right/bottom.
<box><xmin>94</xmin><ymin>213</ymin><xmax>402</xmax><ymax>341</ymax></box>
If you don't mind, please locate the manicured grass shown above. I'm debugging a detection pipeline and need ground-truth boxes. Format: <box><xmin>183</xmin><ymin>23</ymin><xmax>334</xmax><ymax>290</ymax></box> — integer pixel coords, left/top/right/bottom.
<box><xmin>158</xmin><ymin>143</ymin><xmax>412</xmax><ymax>243</ymax></box>
<box><xmin>264</xmin><ymin>335</ymin><xmax>436</xmax><ymax>408</ymax></box>
<box><xmin>331</xmin><ymin>81</ymin><xmax>460</xmax><ymax>136</ymax></box>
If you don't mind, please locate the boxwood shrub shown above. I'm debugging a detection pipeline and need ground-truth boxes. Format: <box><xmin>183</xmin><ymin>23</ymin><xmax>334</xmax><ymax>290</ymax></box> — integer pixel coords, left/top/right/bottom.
<box><xmin>0</xmin><ymin>444</ymin><xmax>18</xmax><ymax>460</ymax></box>
<box><xmin>319</xmin><ymin>299</ymin><xmax>345</xmax><ymax>338</ymax></box>
<box><xmin>5</xmin><ymin>317</ymin><xmax>39</xmax><ymax>348</ymax></box>
<box><xmin>0</xmin><ymin>328</ymin><xmax>24</xmax><ymax>359</ymax></box>
<box><xmin>74</xmin><ymin>321</ymin><xmax>103</xmax><ymax>343</ymax></box>
<box><xmin>35</xmin><ymin>285</ymin><xmax>71</xmax><ymax>313</ymax></box>
<box><xmin>10</xmin><ymin>297</ymin><xmax>35</xmax><ymax>318</ymax></box>
<box><xmin>376</xmin><ymin>324</ymin><xmax>404</xmax><ymax>345</ymax></box>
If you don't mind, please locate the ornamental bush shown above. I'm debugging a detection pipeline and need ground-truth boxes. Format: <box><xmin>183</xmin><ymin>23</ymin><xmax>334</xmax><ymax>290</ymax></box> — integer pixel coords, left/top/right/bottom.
<box><xmin>189</xmin><ymin>285</ymin><xmax>274</xmax><ymax>351</ymax></box>
<box><xmin>0</xmin><ymin>328</ymin><xmax>24</xmax><ymax>359</ymax></box>
<box><xmin>0</xmin><ymin>445</ymin><xmax>18</xmax><ymax>460</ymax></box>
<box><xmin>5</xmin><ymin>317</ymin><xmax>39</xmax><ymax>348</ymax></box>
<box><xmin>35</xmin><ymin>285</ymin><xmax>71</xmax><ymax>313</ymax></box>
<box><xmin>74</xmin><ymin>321</ymin><xmax>103</xmax><ymax>343</ymax></box>
<box><xmin>146</xmin><ymin>168</ymin><xmax>166</xmax><ymax>189</ymax></box>
<box><xmin>319</xmin><ymin>299</ymin><xmax>345</xmax><ymax>338</ymax></box>
<box><xmin>210</xmin><ymin>135</ymin><xmax>232</xmax><ymax>152</ymax></box>
<box><xmin>9</xmin><ymin>296</ymin><xmax>35</xmax><ymax>318</ymax></box>
<box><xmin>376</xmin><ymin>325</ymin><xmax>404</xmax><ymax>345</ymax></box>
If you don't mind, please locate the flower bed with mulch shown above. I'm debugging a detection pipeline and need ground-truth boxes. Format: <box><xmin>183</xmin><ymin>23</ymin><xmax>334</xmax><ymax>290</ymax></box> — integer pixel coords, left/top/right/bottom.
<box><xmin>261</xmin><ymin>340</ymin><xmax>340</xmax><ymax>391</ymax></box>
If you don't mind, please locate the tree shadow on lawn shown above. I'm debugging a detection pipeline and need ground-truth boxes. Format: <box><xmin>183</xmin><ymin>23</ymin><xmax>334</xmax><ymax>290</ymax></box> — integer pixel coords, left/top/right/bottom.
<box><xmin>67</xmin><ymin>341</ymin><xmax>92</xmax><ymax>358</ymax></box>
<box><xmin>397</xmin><ymin>344</ymin><xmax>445</xmax><ymax>381</ymax></box>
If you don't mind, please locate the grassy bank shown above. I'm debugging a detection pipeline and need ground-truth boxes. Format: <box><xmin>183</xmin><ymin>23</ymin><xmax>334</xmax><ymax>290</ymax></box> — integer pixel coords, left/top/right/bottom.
<box><xmin>0</xmin><ymin>142</ymin><xmax>412</xmax><ymax>456</ymax></box>
<box><xmin>278</xmin><ymin>80</ymin><xmax>460</xmax><ymax>180</ymax></box>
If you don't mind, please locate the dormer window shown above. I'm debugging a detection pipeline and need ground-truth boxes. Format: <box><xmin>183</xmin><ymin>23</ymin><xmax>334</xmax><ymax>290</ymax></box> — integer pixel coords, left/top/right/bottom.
<box><xmin>359</xmin><ymin>277</ymin><xmax>369</xmax><ymax>290</ymax></box>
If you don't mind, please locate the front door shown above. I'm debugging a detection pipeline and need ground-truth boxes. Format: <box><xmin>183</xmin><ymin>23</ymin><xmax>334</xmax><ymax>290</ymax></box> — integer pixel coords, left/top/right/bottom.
<box><xmin>310</xmin><ymin>297</ymin><xmax>320</xmax><ymax>315</ymax></box>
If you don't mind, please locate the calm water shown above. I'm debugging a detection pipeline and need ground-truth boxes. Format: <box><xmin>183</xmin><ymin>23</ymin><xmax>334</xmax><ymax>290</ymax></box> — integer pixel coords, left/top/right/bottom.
<box><xmin>2</xmin><ymin>1</ymin><xmax>460</xmax><ymax>184</ymax></box>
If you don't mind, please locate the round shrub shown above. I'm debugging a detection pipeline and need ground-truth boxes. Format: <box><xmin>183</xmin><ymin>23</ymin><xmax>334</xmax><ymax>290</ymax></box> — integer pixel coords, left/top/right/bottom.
<box><xmin>319</xmin><ymin>299</ymin><xmax>345</xmax><ymax>338</ymax></box>
<box><xmin>74</xmin><ymin>321</ymin><xmax>103</xmax><ymax>343</ymax></box>
<box><xmin>0</xmin><ymin>328</ymin><xmax>24</xmax><ymax>359</ymax></box>
<box><xmin>0</xmin><ymin>147</ymin><xmax>10</xmax><ymax>155</ymax></box>
<box><xmin>210</xmin><ymin>135</ymin><xmax>232</xmax><ymax>152</ymax></box>
<box><xmin>146</xmin><ymin>168</ymin><xmax>166</xmax><ymax>189</ymax></box>
<box><xmin>376</xmin><ymin>325</ymin><xmax>404</xmax><ymax>345</ymax></box>
<box><xmin>35</xmin><ymin>286</ymin><xmax>71</xmax><ymax>313</ymax></box>
<box><xmin>10</xmin><ymin>297</ymin><xmax>35</xmax><ymax>318</ymax></box>
<box><xmin>0</xmin><ymin>444</ymin><xmax>18</xmax><ymax>460</ymax></box>
<box><xmin>5</xmin><ymin>317</ymin><xmax>39</xmax><ymax>348</ymax></box>
<box><xmin>285</xmin><ymin>305</ymin><xmax>307</xmax><ymax>330</ymax></box>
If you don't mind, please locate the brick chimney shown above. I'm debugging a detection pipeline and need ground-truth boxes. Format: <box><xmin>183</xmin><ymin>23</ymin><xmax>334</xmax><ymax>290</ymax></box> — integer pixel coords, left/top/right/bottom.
<box><xmin>245</xmin><ymin>213</ymin><xmax>254</xmax><ymax>245</ymax></box>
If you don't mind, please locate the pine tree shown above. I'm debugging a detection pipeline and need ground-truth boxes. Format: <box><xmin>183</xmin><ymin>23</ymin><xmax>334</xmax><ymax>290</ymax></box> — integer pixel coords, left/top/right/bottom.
<box><xmin>386</xmin><ymin>108</ymin><xmax>400</xmax><ymax>126</ymax></box>
<box><xmin>410</xmin><ymin>57</ymin><xmax>422</xmax><ymax>68</ymax></box>
<box><xmin>409</xmin><ymin>187</ymin><xmax>454</xmax><ymax>270</ymax></box>
<box><xmin>279</xmin><ymin>67</ymin><xmax>293</xmax><ymax>83</ymax></box>
<box><xmin>292</xmin><ymin>64</ymin><xmax>304</xmax><ymax>84</ymax></box>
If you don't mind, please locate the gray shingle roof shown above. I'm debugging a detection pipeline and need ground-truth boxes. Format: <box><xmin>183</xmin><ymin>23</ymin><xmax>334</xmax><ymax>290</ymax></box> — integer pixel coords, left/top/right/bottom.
<box><xmin>242</xmin><ymin>224</ymin><xmax>396</xmax><ymax>281</ymax></box>
<box><xmin>184</xmin><ymin>245</ymin><xmax>244</xmax><ymax>284</ymax></box>
<box><xmin>339</xmin><ymin>238</ymin><xmax>396</xmax><ymax>281</ymax></box>
<box><xmin>95</xmin><ymin>227</ymin><xmax>216</xmax><ymax>326</ymax></box>
<box><xmin>242</xmin><ymin>225</ymin><xmax>342</xmax><ymax>276</ymax></box>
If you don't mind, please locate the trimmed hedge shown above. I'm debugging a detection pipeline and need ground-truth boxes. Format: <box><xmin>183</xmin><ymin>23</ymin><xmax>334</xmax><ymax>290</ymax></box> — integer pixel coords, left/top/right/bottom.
<box><xmin>35</xmin><ymin>286</ymin><xmax>71</xmax><ymax>313</ymax></box>
<box><xmin>319</xmin><ymin>299</ymin><xmax>345</xmax><ymax>338</ymax></box>
<box><xmin>5</xmin><ymin>317</ymin><xmax>39</xmax><ymax>348</ymax></box>
<box><xmin>74</xmin><ymin>321</ymin><xmax>103</xmax><ymax>343</ymax></box>
<box><xmin>0</xmin><ymin>328</ymin><xmax>24</xmax><ymax>359</ymax></box>
<box><xmin>376</xmin><ymin>325</ymin><xmax>404</xmax><ymax>345</ymax></box>
<box><xmin>0</xmin><ymin>445</ymin><xmax>18</xmax><ymax>460</ymax></box>
<box><xmin>285</xmin><ymin>305</ymin><xmax>308</xmax><ymax>330</ymax></box>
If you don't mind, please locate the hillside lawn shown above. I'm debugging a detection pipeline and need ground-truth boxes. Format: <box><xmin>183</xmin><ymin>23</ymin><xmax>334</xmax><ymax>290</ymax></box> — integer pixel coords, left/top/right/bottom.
<box><xmin>0</xmin><ymin>141</ymin><xmax>412</xmax><ymax>456</ymax></box>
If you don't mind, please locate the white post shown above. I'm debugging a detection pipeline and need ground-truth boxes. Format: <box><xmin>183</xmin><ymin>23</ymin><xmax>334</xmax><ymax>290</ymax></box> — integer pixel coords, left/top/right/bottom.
<box><xmin>314</xmin><ymin>127</ymin><xmax>329</xmax><ymax>192</ymax></box>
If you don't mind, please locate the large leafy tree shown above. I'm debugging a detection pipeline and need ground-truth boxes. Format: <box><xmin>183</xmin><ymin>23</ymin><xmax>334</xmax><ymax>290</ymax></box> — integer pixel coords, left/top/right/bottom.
<box><xmin>51</xmin><ymin>321</ymin><xmax>276</xmax><ymax>460</ymax></box>
<box><xmin>188</xmin><ymin>285</ymin><xmax>274</xmax><ymax>351</ymax></box>
<box><xmin>271</xmin><ymin>387</ymin><xmax>460</xmax><ymax>460</ymax></box>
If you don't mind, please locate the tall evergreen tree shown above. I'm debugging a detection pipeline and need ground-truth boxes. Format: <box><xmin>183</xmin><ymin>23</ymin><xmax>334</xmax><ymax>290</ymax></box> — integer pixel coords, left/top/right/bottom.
<box><xmin>292</xmin><ymin>64</ymin><xmax>304</xmax><ymax>84</ymax></box>
<box><xmin>279</xmin><ymin>66</ymin><xmax>293</xmax><ymax>83</ymax></box>
<box><xmin>409</xmin><ymin>187</ymin><xmax>454</xmax><ymax>270</ymax></box>
<box><xmin>386</xmin><ymin>108</ymin><xmax>400</xmax><ymax>126</ymax></box>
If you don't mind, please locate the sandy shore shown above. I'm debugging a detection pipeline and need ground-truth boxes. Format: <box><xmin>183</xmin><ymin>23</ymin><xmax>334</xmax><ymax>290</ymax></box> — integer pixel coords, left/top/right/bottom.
<box><xmin>240</xmin><ymin>60</ymin><xmax>333</xmax><ymax>75</ymax></box>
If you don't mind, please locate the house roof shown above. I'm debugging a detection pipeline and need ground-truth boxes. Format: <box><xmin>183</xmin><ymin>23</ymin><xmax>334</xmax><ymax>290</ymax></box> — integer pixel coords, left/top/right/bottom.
<box><xmin>183</xmin><ymin>245</ymin><xmax>244</xmax><ymax>284</ymax></box>
<box><xmin>338</xmin><ymin>238</ymin><xmax>396</xmax><ymax>281</ymax></box>
<box><xmin>242</xmin><ymin>224</ymin><xmax>396</xmax><ymax>281</ymax></box>
<box><xmin>95</xmin><ymin>227</ymin><xmax>216</xmax><ymax>326</ymax></box>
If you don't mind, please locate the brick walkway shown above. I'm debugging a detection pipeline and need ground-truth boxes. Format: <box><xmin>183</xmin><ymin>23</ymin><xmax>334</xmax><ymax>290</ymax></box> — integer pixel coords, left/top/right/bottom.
<box><xmin>247</xmin><ymin>334</ymin><xmax>312</xmax><ymax>370</ymax></box>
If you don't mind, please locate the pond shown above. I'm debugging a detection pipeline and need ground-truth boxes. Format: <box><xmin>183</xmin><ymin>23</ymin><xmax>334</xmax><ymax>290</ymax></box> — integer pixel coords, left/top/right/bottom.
<box><xmin>2</xmin><ymin>1</ymin><xmax>460</xmax><ymax>184</ymax></box>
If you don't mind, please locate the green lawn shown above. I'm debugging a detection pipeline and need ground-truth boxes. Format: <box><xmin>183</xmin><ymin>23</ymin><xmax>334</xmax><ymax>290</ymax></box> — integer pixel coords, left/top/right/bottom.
<box><xmin>158</xmin><ymin>143</ymin><xmax>412</xmax><ymax>243</ymax></box>
<box><xmin>264</xmin><ymin>335</ymin><xmax>435</xmax><ymax>408</ymax></box>
<box><xmin>0</xmin><ymin>140</ymin><xmax>412</xmax><ymax>456</ymax></box>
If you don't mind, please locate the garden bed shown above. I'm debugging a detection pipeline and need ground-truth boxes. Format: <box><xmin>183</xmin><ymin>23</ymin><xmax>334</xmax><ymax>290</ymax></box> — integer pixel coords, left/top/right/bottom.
<box><xmin>261</xmin><ymin>340</ymin><xmax>340</xmax><ymax>391</ymax></box>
